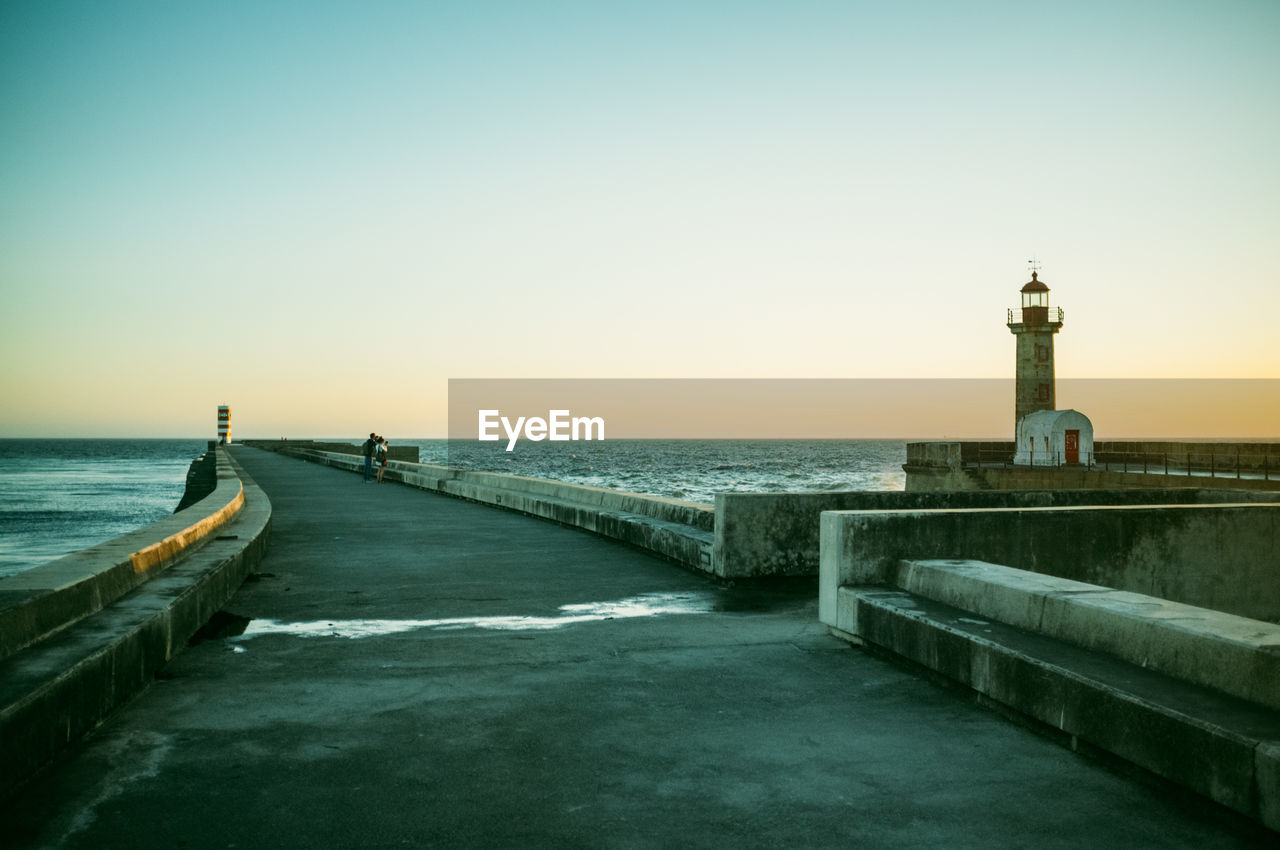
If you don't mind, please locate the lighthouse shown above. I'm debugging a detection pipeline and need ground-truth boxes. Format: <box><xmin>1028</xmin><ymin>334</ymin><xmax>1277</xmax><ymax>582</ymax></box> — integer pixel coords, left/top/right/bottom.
<box><xmin>1006</xmin><ymin>271</ymin><xmax>1063</xmax><ymax>429</ymax></box>
<box><xmin>217</xmin><ymin>405</ymin><xmax>231</xmax><ymax>444</ymax></box>
<box><xmin>1006</xmin><ymin>269</ymin><xmax>1092</xmax><ymax>466</ymax></box>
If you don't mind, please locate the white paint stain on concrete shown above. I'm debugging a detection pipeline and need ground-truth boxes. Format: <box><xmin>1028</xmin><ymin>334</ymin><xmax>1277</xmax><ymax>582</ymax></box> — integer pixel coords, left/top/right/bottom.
<box><xmin>231</xmin><ymin>592</ymin><xmax>713</xmax><ymax>642</ymax></box>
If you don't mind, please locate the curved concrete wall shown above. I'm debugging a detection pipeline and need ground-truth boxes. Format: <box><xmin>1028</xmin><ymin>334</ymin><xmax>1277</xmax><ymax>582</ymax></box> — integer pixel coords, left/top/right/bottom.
<box><xmin>395</xmin><ymin>464</ymin><xmax>713</xmax><ymax>531</ymax></box>
<box><xmin>0</xmin><ymin>448</ymin><xmax>272</xmax><ymax>800</ymax></box>
<box><xmin>0</xmin><ymin>452</ymin><xmax>248</xmax><ymax>661</ymax></box>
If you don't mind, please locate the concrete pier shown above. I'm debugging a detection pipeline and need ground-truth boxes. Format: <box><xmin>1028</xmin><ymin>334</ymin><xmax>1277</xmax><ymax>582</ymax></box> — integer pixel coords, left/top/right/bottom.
<box><xmin>2</xmin><ymin>447</ymin><xmax>1272</xmax><ymax>847</ymax></box>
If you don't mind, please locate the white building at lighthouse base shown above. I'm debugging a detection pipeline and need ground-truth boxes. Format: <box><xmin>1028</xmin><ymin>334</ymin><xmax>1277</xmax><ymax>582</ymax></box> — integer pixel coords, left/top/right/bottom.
<box><xmin>1013</xmin><ymin>409</ymin><xmax>1094</xmax><ymax>467</ymax></box>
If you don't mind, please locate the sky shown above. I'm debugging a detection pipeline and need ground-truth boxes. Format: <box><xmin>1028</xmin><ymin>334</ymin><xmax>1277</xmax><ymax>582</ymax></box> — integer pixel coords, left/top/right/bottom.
<box><xmin>1</xmin><ymin>1</ymin><xmax>1277</xmax><ymax>438</ymax></box>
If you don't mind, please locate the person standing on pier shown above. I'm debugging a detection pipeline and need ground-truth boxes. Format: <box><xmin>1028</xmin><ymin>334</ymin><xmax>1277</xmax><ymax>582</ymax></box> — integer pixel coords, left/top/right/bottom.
<box><xmin>376</xmin><ymin>438</ymin><xmax>389</xmax><ymax>483</ymax></box>
<box><xmin>362</xmin><ymin>433</ymin><xmax>377</xmax><ymax>483</ymax></box>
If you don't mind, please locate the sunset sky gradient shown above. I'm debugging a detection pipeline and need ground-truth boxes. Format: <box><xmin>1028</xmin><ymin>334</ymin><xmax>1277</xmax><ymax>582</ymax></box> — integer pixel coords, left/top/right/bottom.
<box><xmin>2</xmin><ymin>1</ymin><xmax>1277</xmax><ymax>438</ymax></box>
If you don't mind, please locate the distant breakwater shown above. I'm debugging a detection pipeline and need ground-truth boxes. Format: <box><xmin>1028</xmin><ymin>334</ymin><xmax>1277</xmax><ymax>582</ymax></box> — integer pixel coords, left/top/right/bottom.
<box><xmin>174</xmin><ymin>448</ymin><xmax>217</xmax><ymax>513</ymax></box>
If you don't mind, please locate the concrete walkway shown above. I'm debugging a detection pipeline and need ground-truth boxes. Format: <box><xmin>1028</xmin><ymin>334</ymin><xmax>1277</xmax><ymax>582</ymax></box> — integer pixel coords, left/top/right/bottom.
<box><xmin>3</xmin><ymin>448</ymin><xmax>1271</xmax><ymax>848</ymax></box>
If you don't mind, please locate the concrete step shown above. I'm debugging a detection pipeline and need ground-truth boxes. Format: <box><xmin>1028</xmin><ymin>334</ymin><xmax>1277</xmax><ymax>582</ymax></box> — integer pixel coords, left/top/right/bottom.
<box><xmin>0</xmin><ymin>481</ymin><xmax>270</xmax><ymax>800</ymax></box>
<box><xmin>838</xmin><ymin>585</ymin><xmax>1280</xmax><ymax>831</ymax></box>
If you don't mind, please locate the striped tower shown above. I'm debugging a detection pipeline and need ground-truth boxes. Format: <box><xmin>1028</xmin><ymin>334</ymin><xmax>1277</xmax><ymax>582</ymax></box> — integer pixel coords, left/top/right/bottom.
<box><xmin>217</xmin><ymin>405</ymin><xmax>231</xmax><ymax>444</ymax></box>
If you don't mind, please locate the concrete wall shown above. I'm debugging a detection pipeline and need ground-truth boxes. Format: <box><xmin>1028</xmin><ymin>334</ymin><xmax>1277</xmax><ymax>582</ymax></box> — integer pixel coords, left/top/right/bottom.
<box><xmin>960</xmin><ymin>466</ymin><xmax>1280</xmax><ymax>493</ymax></box>
<box><xmin>819</xmin><ymin>501</ymin><xmax>1280</xmax><ymax>624</ymax></box>
<box><xmin>909</xmin><ymin>440</ymin><xmax>1280</xmax><ymax>468</ymax></box>
<box><xmin>0</xmin><ymin>448</ymin><xmax>272</xmax><ymax>799</ymax></box>
<box><xmin>714</xmin><ymin>487</ymin><xmax>1276</xmax><ymax>579</ymax></box>
<box><xmin>279</xmin><ymin>448</ymin><xmax>714</xmax><ymax>570</ymax></box>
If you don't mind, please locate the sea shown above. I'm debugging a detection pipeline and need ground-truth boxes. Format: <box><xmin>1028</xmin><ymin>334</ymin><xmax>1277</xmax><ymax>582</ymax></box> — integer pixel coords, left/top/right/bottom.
<box><xmin>0</xmin><ymin>438</ymin><xmax>905</xmax><ymax>578</ymax></box>
<box><xmin>0</xmin><ymin>439</ymin><xmax>208</xmax><ymax>579</ymax></box>
<box><xmin>425</xmin><ymin>438</ymin><xmax>906</xmax><ymax>504</ymax></box>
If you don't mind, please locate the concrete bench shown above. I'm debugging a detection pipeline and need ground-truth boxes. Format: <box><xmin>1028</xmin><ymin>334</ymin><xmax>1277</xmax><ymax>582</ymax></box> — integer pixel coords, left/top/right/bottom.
<box><xmin>821</xmin><ymin>549</ymin><xmax>1280</xmax><ymax>831</ymax></box>
<box><xmin>840</xmin><ymin>584</ymin><xmax>1280</xmax><ymax>830</ymax></box>
<box><xmin>854</xmin><ymin>558</ymin><xmax>1280</xmax><ymax>711</ymax></box>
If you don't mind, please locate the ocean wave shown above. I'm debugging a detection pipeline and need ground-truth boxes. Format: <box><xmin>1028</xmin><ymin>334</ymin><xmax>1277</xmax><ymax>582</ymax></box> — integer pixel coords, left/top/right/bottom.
<box><xmin>430</xmin><ymin>438</ymin><xmax>906</xmax><ymax>505</ymax></box>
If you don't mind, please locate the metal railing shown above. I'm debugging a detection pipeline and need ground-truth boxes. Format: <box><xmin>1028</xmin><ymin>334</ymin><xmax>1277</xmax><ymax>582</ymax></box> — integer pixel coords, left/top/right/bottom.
<box><xmin>1006</xmin><ymin>306</ymin><xmax>1065</xmax><ymax>325</ymax></box>
<box><xmin>970</xmin><ymin>448</ymin><xmax>1277</xmax><ymax>481</ymax></box>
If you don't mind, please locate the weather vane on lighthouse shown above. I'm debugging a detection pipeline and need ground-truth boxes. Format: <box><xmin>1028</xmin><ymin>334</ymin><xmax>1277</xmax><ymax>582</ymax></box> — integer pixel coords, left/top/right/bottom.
<box><xmin>1027</xmin><ymin>258</ymin><xmax>1041</xmax><ymax>275</ymax></box>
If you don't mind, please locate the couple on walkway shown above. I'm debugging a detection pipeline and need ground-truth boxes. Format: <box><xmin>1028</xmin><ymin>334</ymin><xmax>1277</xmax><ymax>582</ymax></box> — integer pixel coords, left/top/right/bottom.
<box><xmin>362</xmin><ymin>433</ymin><xmax>390</xmax><ymax>483</ymax></box>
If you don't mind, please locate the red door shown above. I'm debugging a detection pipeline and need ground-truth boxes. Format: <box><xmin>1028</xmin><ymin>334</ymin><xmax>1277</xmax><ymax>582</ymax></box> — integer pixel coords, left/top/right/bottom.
<box><xmin>1065</xmin><ymin>430</ymin><xmax>1080</xmax><ymax>464</ymax></box>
